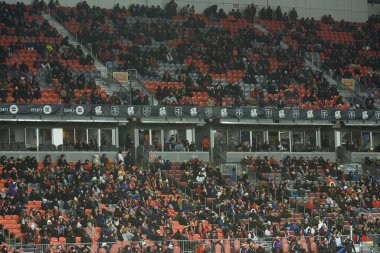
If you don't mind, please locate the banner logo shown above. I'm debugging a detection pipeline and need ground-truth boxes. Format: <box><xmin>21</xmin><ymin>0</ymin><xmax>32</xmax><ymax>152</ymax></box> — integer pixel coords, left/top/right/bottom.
<box><xmin>205</xmin><ymin>108</ymin><xmax>213</xmax><ymax>118</ymax></box>
<box><xmin>278</xmin><ymin>110</ymin><xmax>285</xmax><ymax>119</ymax></box>
<box><xmin>190</xmin><ymin>108</ymin><xmax>197</xmax><ymax>117</ymax></box>
<box><xmin>143</xmin><ymin>106</ymin><xmax>151</xmax><ymax>116</ymax></box>
<box><xmin>348</xmin><ymin>110</ymin><xmax>355</xmax><ymax>120</ymax></box>
<box><xmin>43</xmin><ymin>105</ymin><xmax>52</xmax><ymax>115</ymax></box>
<box><xmin>235</xmin><ymin>108</ymin><xmax>243</xmax><ymax>118</ymax></box>
<box><xmin>335</xmin><ymin>111</ymin><xmax>342</xmax><ymax>119</ymax></box>
<box><xmin>175</xmin><ymin>107</ymin><xmax>182</xmax><ymax>117</ymax></box>
<box><xmin>362</xmin><ymin>111</ymin><xmax>368</xmax><ymax>120</ymax></box>
<box><xmin>10</xmin><ymin>105</ymin><xmax>18</xmax><ymax>114</ymax></box>
<box><xmin>375</xmin><ymin>111</ymin><xmax>380</xmax><ymax>120</ymax></box>
<box><xmin>321</xmin><ymin>110</ymin><xmax>328</xmax><ymax>119</ymax></box>
<box><xmin>111</xmin><ymin>106</ymin><xmax>119</xmax><ymax>116</ymax></box>
<box><xmin>76</xmin><ymin>106</ymin><xmax>84</xmax><ymax>115</ymax></box>
<box><xmin>307</xmin><ymin>110</ymin><xmax>314</xmax><ymax>119</ymax></box>
<box><xmin>94</xmin><ymin>106</ymin><xmax>102</xmax><ymax>115</ymax></box>
<box><xmin>251</xmin><ymin>109</ymin><xmax>258</xmax><ymax>118</ymax></box>
<box><xmin>292</xmin><ymin>109</ymin><xmax>300</xmax><ymax>119</ymax></box>
<box><xmin>159</xmin><ymin>107</ymin><xmax>167</xmax><ymax>117</ymax></box>
<box><xmin>127</xmin><ymin>106</ymin><xmax>135</xmax><ymax>116</ymax></box>
<box><xmin>221</xmin><ymin>108</ymin><xmax>228</xmax><ymax>117</ymax></box>
<box><xmin>265</xmin><ymin>109</ymin><xmax>272</xmax><ymax>118</ymax></box>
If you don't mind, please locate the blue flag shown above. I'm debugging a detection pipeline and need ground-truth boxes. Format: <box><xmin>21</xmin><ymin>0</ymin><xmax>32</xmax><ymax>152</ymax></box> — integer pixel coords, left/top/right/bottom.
<box><xmin>336</xmin><ymin>247</ymin><xmax>345</xmax><ymax>253</ymax></box>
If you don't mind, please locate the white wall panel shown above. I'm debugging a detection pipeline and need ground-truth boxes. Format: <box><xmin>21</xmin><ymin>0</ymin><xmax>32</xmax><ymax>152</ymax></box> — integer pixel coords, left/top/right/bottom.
<box><xmin>254</xmin><ymin>0</ymin><xmax>268</xmax><ymax>6</ymax></box>
<box><xmin>296</xmin><ymin>0</ymin><xmax>306</xmax><ymax>8</ymax></box>
<box><xmin>325</xmin><ymin>0</ymin><xmax>338</xmax><ymax>11</ymax></box>
<box><xmin>310</xmin><ymin>9</ymin><xmax>325</xmax><ymax>19</ymax></box>
<box><xmin>338</xmin><ymin>0</ymin><xmax>351</xmax><ymax>11</ymax></box>
<box><xmin>310</xmin><ymin>0</ymin><xmax>324</xmax><ymax>9</ymax></box>
<box><xmin>2</xmin><ymin>0</ymin><xmax>370</xmax><ymax>22</ymax></box>
<box><xmin>352</xmin><ymin>0</ymin><xmax>367</xmax><ymax>11</ymax></box>
<box><xmin>297</xmin><ymin>7</ymin><xmax>311</xmax><ymax>19</ymax></box>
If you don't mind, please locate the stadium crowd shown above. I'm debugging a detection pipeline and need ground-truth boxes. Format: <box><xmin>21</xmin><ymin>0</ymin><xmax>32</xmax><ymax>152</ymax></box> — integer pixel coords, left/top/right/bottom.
<box><xmin>50</xmin><ymin>1</ymin><xmax>378</xmax><ymax>109</ymax></box>
<box><xmin>0</xmin><ymin>152</ymin><xmax>378</xmax><ymax>252</ymax></box>
<box><xmin>0</xmin><ymin>1</ymin><xmax>123</xmax><ymax>105</ymax></box>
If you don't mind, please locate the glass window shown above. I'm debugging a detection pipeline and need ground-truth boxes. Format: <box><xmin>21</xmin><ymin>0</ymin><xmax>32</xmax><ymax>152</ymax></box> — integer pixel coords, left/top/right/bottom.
<box><xmin>227</xmin><ymin>129</ymin><xmax>240</xmax><ymax>151</ymax></box>
<box><xmin>373</xmin><ymin>132</ymin><xmax>380</xmax><ymax>151</ymax></box>
<box><xmin>279</xmin><ymin>131</ymin><xmax>289</xmax><ymax>151</ymax></box>
<box><xmin>361</xmin><ymin>132</ymin><xmax>371</xmax><ymax>151</ymax></box>
<box><xmin>75</xmin><ymin>129</ymin><xmax>87</xmax><ymax>150</ymax></box>
<box><xmin>88</xmin><ymin>129</ymin><xmax>99</xmax><ymax>151</ymax></box>
<box><xmin>214</xmin><ymin>129</ymin><xmax>227</xmax><ymax>149</ymax></box>
<box><xmin>25</xmin><ymin>128</ymin><xmax>37</xmax><ymax>150</ymax></box>
<box><xmin>268</xmin><ymin>131</ymin><xmax>278</xmax><ymax>150</ymax></box>
<box><xmin>0</xmin><ymin>128</ymin><xmax>8</xmax><ymax>144</ymax></box>
<box><xmin>305</xmin><ymin>130</ymin><xmax>316</xmax><ymax>151</ymax></box>
<box><xmin>100</xmin><ymin>129</ymin><xmax>113</xmax><ymax>146</ymax></box>
<box><xmin>292</xmin><ymin>131</ymin><xmax>305</xmax><ymax>151</ymax></box>
<box><xmin>151</xmin><ymin>130</ymin><xmax>162</xmax><ymax>151</ymax></box>
<box><xmin>63</xmin><ymin>129</ymin><xmax>75</xmax><ymax>145</ymax></box>
<box><xmin>252</xmin><ymin>131</ymin><xmax>264</xmax><ymax>151</ymax></box>
<box><xmin>39</xmin><ymin>129</ymin><xmax>52</xmax><ymax>146</ymax></box>
<box><xmin>341</xmin><ymin>131</ymin><xmax>351</xmax><ymax>147</ymax></box>
<box><xmin>139</xmin><ymin>130</ymin><xmax>150</xmax><ymax>148</ymax></box>
<box><xmin>164</xmin><ymin>129</ymin><xmax>188</xmax><ymax>151</ymax></box>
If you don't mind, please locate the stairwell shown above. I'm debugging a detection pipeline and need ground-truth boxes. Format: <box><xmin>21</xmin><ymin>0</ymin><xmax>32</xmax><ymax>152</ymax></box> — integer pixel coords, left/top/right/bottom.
<box><xmin>42</xmin><ymin>13</ymin><xmax>114</xmax><ymax>95</ymax></box>
<box><xmin>254</xmin><ymin>23</ymin><xmax>364</xmax><ymax>106</ymax></box>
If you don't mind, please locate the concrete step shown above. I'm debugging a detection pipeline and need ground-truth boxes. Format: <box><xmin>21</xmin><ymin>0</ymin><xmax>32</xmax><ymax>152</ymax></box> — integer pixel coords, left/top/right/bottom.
<box><xmin>42</xmin><ymin>13</ymin><xmax>108</xmax><ymax>80</ymax></box>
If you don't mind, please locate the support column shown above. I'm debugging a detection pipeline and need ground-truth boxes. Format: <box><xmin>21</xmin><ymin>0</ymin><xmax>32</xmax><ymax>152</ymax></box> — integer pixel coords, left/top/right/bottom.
<box><xmin>149</xmin><ymin>129</ymin><xmax>152</xmax><ymax>146</ymax></box>
<box><xmin>97</xmin><ymin>129</ymin><xmax>101</xmax><ymax>151</ymax></box>
<box><xmin>114</xmin><ymin>128</ymin><xmax>118</xmax><ymax>148</ymax></box>
<box><xmin>289</xmin><ymin>130</ymin><xmax>292</xmax><ymax>152</ymax></box>
<box><xmin>249</xmin><ymin>131</ymin><xmax>253</xmax><ymax>148</ymax></box>
<box><xmin>36</xmin><ymin>128</ymin><xmax>39</xmax><ymax>152</ymax></box>
<box><xmin>370</xmin><ymin>132</ymin><xmax>373</xmax><ymax>150</ymax></box>
<box><xmin>134</xmin><ymin>128</ymin><xmax>139</xmax><ymax>149</ymax></box>
<box><xmin>316</xmin><ymin>128</ymin><xmax>321</xmax><ymax>148</ymax></box>
<box><xmin>334</xmin><ymin>130</ymin><xmax>341</xmax><ymax>148</ymax></box>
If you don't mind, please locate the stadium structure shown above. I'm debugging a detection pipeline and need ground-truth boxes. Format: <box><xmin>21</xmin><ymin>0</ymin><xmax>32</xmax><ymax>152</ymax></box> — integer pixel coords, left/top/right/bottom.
<box><xmin>0</xmin><ymin>0</ymin><xmax>379</xmax><ymax>252</ymax></box>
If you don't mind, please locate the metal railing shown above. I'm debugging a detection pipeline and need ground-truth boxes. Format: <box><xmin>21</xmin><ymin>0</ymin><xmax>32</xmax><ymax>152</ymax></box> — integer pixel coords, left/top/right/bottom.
<box><xmin>7</xmin><ymin>236</ymin><xmax>378</xmax><ymax>253</ymax></box>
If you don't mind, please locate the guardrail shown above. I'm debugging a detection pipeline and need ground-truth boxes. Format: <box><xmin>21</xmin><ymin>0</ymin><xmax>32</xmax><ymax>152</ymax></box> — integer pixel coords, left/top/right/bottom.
<box><xmin>6</xmin><ymin>236</ymin><xmax>378</xmax><ymax>253</ymax></box>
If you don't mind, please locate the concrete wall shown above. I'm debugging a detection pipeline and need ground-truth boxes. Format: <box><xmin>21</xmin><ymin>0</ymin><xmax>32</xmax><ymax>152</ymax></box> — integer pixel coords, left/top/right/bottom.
<box><xmin>147</xmin><ymin>151</ymin><xmax>210</xmax><ymax>162</ymax></box>
<box><xmin>4</xmin><ymin>0</ymin><xmax>369</xmax><ymax>22</ymax></box>
<box><xmin>226</xmin><ymin>151</ymin><xmax>337</xmax><ymax>163</ymax></box>
<box><xmin>0</xmin><ymin>151</ymin><xmax>117</xmax><ymax>162</ymax></box>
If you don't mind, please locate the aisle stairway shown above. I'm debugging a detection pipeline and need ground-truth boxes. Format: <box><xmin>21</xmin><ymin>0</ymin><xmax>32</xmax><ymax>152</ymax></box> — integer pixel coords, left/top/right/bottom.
<box><xmin>254</xmin><ymin>23</ymin><xmax>364</xmax><ymax>107</ymax></box>
<box><xmin>42</xmin><ymin>13</ymin><xmax>114</xmax><ymax>95</ymax></box>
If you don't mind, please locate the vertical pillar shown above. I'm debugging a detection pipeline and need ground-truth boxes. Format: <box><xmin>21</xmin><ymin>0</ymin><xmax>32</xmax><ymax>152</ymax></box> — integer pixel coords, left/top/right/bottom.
<box><xmin>36</xmin><ymin>128</ymin><xmax>39</xmax><ymax>152</ymax></box>
<box><xmin>316</xmin><ymin>128</ymin><xmax>321</xmax><ymax>148</ymax></box>
<box><xmin>98</xmin><ymin>129</ymin><xmax>101</xmax><ymax>151</ymax></box>
<box><xmin>161</xmin><ymin>129</ymin><xmax>164</xmax><ymax>152</ymax></box>
<box><xmin>86</xmin><ymin>129</ymin><xmax>89</xmax><ymax>144</ymax></box>
<box><xmin>289</xmin><ymin>130</ymin><xmax>292</xmax><ymax>152</ymax></box>
<box><xmin>210</xmin><ymin>128</ymin><xmax>215</xmax><ymax>150</ymax></box>
<box><xmin>249</xmin><ymin>131</ymin><xmax>253</xmax><ymax>148</ymax></box>
<box><xmin>73</xmin><ymin>128</ymin><xmax>76</xmax><ymax>145</ymax></box>
<box><xmin>149</xmin><ymin>129</ymin><xmax>152</xmax><ymax>146</ymax></box>
<box><xmin>370</xmin><ymin>131</ymin><xmax>373</xmax><ymax>150</ymax></box>
<box><xmin>134</xmin><ymin>128</ymin><xmax>139</xmax><ymax>148</ymax></box>
<box><xmin>334</xmin><ymin>130</ymin><xmax>341</xmax><ymax>148</ymax></box>
<box><xmin>114</xmin><ymin>127</ymin><xmax>118</xmax><ymax>147</ymax></box>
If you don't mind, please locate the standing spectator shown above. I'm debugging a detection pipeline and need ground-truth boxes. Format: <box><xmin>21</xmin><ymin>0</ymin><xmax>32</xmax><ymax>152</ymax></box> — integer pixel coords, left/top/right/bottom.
<box><xmin>201</xmin><ymin>136</ymin><xmax>209</xmax><ymax>151</ymax></box>
<box><xmin>272</xmin><ymin>236</ymin><xmax>282</xmax><ymax>253</ymax></box>
<box><xmin>343</xmin><ymin>236</ymin><xmax>356</xmax><ymax>253</ymax></box>
<box><xmin>117</xmin><ymin>150</ymin><xmax>124</xmax><ymax>165</ymax></box>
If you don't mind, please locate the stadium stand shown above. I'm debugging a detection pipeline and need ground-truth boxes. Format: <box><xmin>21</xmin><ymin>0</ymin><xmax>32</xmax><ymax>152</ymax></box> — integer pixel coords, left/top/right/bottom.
<box><xmin>0</xmin><ymin>1</ymin><xmax>122</xmax><ymax>105</ymax></box>
<box><xmin>0</xmin><ymin>0</ymin><xmax>379</xmax><ymax>253</ymax></box>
